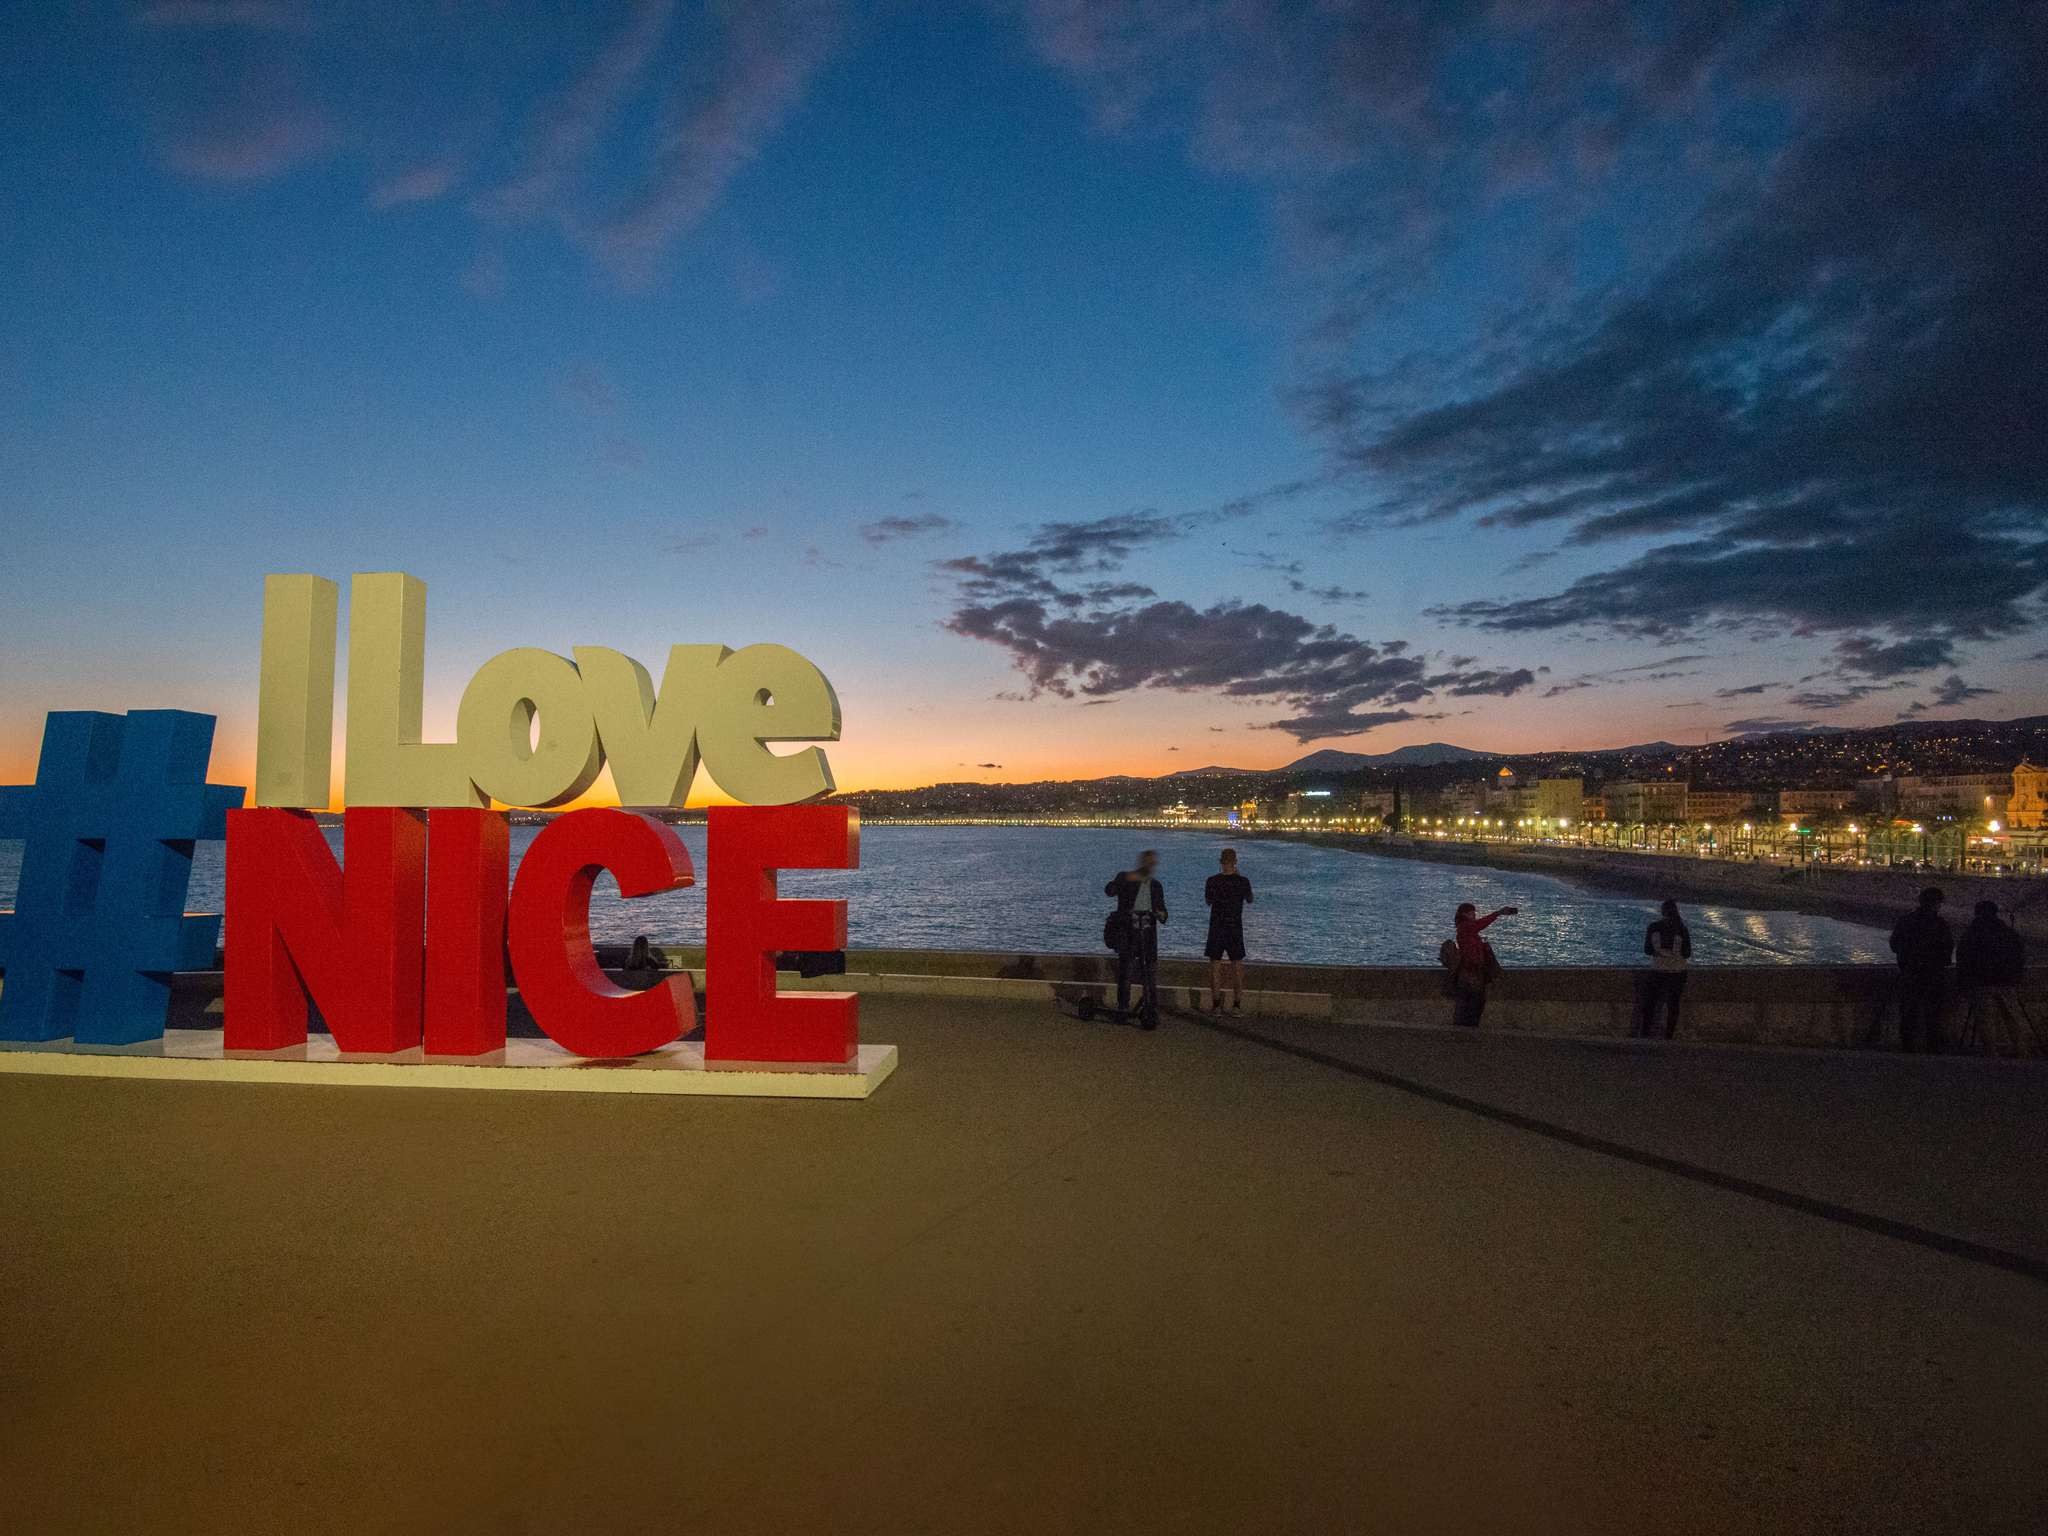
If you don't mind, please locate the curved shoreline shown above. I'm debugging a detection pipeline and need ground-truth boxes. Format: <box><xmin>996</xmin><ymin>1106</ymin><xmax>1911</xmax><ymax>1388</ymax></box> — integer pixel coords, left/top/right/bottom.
<box><xmin>1245</xmin><ymin>829</ymin><xmax>2048</xmax><ymax>945</ymax></box>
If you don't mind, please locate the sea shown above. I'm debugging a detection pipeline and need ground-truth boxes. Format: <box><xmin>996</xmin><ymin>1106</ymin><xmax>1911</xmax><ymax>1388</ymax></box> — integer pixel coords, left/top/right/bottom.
<box><xmin>1</xmin><ymin>823</ymin><xmax>1890</xmax><ymax>967</ymax></box>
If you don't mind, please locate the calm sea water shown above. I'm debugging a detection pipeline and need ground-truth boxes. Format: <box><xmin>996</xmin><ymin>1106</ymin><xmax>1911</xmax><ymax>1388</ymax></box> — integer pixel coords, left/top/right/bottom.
<box><xmin>1</xmin><ymin>824</ymin><xmax>1888</xmax><ymax>966</ymax></box>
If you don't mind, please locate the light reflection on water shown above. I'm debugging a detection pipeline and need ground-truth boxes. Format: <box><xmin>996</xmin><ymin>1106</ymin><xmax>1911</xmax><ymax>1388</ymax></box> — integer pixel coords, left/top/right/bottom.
<box><xmin>0</xmin><ymin>824</ymin><xmax>1889</xmax><ymax>966</ymax></box>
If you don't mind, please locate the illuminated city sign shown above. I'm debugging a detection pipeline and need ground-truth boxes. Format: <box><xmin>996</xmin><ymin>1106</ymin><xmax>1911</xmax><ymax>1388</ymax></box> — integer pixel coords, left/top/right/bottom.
<box><xmin>0</xmin><ymin>572</ymin><xmax>862</xmax><ymax>1070</ymax></box>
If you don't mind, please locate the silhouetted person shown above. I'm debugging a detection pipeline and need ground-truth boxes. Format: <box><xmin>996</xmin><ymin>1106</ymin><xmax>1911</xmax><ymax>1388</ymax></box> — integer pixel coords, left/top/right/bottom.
<box><xmin>1204</xmin><ymin>848</ymin><xmax>1253</xmax><ymax>1012</ymax></box>
<box><xmin>1889</xmin><ymin>886</ymin><xmax>1953</xmax><ymax>1052</ymax></box>
<box><xmin>623</xmin><ymin>934</ymin><xmax>662</xmax><ymax>990</ymax></box>
<box><xmin>1106</xmin><ymin>850</ymin><xmax>1168</xmax><ymax>1030</ymax></box>
<box><xmin>1639</xmin><ymin>898</ymin><xmax>1692</xmax><ymax>1039</ymax></box>
<box><xmin>1449</xmin><ymin>902</ymin><xmax>1516</xmax><ymax>1028</ymax></box>
<box><xmin>1955</xmin><ymin>899</ymin><xmax>2033</xmax><ymax>1055</ymax></box>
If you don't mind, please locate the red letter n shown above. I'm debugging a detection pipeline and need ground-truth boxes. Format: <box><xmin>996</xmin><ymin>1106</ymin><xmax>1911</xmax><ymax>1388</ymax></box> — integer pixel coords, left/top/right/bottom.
<box><xmin>224</xmin><ymin>807</ymin><xmax>425</xmax><ymax>1053</ymax></box>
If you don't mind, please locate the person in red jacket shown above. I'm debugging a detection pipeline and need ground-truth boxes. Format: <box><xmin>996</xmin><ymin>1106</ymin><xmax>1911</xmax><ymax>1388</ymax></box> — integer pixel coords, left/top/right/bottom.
<box><xmin>1450</xmin><ymin>902</ymin><xmax>1517</xmax><ymax>1027</ymax></box>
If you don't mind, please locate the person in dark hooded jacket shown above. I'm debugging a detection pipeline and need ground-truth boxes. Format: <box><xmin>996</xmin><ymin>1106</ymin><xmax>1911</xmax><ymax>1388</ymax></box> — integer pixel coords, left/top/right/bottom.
<box><xmin>1889</xmin><ymin>886</ymin><xmax>1953</xmax><ymax>1052</ymax></box>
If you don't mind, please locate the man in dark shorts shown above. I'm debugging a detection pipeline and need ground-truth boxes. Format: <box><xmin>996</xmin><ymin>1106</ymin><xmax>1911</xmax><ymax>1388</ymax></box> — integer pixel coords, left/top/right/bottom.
<box><xmin>1204</xmin><ymin>849</ymin><xmax>1253</xmax><ymax>1012</ymax></box>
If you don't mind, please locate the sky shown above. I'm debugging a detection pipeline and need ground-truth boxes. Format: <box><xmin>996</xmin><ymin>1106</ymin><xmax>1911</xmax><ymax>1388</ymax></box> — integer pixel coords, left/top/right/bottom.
<box><xmin>2</xmin><ymin>1</ymin><xmax>2043</xmax><ymax>801</ymax></box>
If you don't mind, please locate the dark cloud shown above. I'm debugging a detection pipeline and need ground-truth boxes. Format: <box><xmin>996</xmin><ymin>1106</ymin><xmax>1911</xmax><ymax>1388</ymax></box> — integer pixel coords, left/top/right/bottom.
<box><xmin>1834</xmin><ymin>636</ymin><xmax>1959</xmax><ymax>679</ymax></box>
<box><xmin>1787</xmin><ymin>681</ymin><xmax>1907</xmax><ymax>712</ymax></box>
<box><xmin>1714</xmin><ymin>681</ymin><xmax>1783</xmax><ymax>699</ymax></box>
<box><xmin>1935</xmin><ymin>674</ymin><xmax>2003</xmax><ymax>706</ymax></box>
<box><xmin>940</xmin><ymin>512</ymin><xmax>1180</xmax><ymax>600</ymax></box>
<box><xmin>860</xmin><ymin>513</ymin><xmax>960</xmax><ymax>544</ymax></box>
<box><xmin>1430</xmin><ymin>668</ymin><xmax>1535</xmax><ymax>698</ymax></box>
<box><xmin>1910</xmin><ymin>675</ymin><xmax>1999</xmax><ymax>713</ymax></box>
<box><xmin>1263</xmin><ymin>706</ymin><xmax>1442</xmax><ymax>741</ymax></box>
<box><xmin>941</xmin><ymin>519</ymin><xmax>1532</xmax><ymax>742</ymax></box>
<box><xmin>1373</xmin><ymin>10</ymin><xmax>2048</xmax><ymax>651</ymax></box>
<box><xmin>1025</xmin><ymin>4</ymin><xmax>2048</xmax><ymax>660</ymax></box>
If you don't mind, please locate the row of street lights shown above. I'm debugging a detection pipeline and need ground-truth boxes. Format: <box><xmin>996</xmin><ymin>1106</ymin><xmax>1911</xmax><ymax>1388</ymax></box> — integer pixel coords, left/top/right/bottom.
<box><xmin>1393</xmin><ymin>813</ymin><xmax>2039</xmax><ymax>873</ymax></box>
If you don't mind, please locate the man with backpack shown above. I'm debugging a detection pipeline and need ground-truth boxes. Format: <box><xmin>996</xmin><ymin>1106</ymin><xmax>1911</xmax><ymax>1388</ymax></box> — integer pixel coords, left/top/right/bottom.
<box><xmin>1442</xmin><ymin>902</ymin><xmax>1517</xmax><ymax>1028</ymax></box>
<box><xmin>1955</xmin><ymin>899</ymin><xmax>2034</xmax><ymax>1055</ymax></box>
<box><xmin>1105</xmin><ymin>850</ymin><xmax>1168</xmax><ymax>1029</ymax></box>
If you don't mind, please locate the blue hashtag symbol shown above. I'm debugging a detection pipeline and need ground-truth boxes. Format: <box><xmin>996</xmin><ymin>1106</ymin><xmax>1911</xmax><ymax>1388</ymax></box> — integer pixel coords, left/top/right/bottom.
<box><xmin>0</xmin><ymin>711</ymin><xmax>243</xmax><ymax>1046</ymax></box>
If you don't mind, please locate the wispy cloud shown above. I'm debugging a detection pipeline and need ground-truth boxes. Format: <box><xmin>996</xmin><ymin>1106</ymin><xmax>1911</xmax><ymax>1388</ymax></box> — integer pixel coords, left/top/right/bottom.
<box><xmin>481</xmin><ymin>0</ymin><xmax>679</xmax><ymax>223</ymax></box>
<box><xmin>369</xmin><ymin>160</ymin><xmax>462</xmax><ymax>210</ymax></box>
<box><xmin>589</xmin><ymin>0</ymin><xmax>844</xmax><ymax>284</ymax></box>
<box><xmin>860</xmin><ymin>513</ymin><xmax>960</xmax><ymax>545</ymax></box>
<box><xmin>132</xmin><ymin>0</ymin><xmax>841</xmax><ymax>284</ymax></box>
<box><xmin>1543</xmin><ymin>654</ymin><xmax>1710</xmax><ymax>698</ymax></box>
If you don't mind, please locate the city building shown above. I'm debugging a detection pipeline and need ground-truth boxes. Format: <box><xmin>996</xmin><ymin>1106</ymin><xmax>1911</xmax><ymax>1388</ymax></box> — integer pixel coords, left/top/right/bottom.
<box><xmin>1778</xmin><ymin>787</ymin><xmax>1854</xmax><ymax>817</ymax></box>
<box><xmin>1351</xmin><ymin>789</ymin><xmax>1399</xmax><ymax>822</ymax></box>
<box><xmin>1600</xmin><ymin>780</ymin><xmax>1689</xmax><ymax>823</ymax></box>
<box><xmin>2010</xmin><ymin>762</ymin><xmax>2048</xmax><ymax>830</ymax></box>
<box><xmin>1688</xmin><ymin>789</ymin><xmax>1759</xmax><ymax>822</ymax></box>
<box><xmin>1480</xmin><ymin>766</ymin><xmax>1522</xmax><ymax>814</ymax></box>
<box><xmin>1436</xmin><ymin>781</ymin><xmax>1488</xmax><ymax>817</ymax></box>
<box><xmin>1528</xmin><ymin>776</ymin><xmax>1583</xmax><ymax>823</ymax></box>
<box><xmin>1891</xmin><ymin>772</ymin><xmax>2012</xmax><ymax>825</ymax></box>
<box><xmin>1282</xmin><ymin>789</ymin><xmax>1338</xmax><ymax>820</ymax></box>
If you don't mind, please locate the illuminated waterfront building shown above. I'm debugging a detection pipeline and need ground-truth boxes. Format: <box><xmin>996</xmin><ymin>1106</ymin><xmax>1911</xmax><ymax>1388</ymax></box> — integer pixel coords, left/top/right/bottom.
<box><xmin>2007</xmin><ymin>762</ymin><xmax>2048</xmax><ymax>830</ymax></box>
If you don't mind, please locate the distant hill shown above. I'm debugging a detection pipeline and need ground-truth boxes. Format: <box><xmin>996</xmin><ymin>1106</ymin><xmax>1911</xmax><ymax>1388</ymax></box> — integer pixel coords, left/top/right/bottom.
<box><xmin>1285</xmin><ymin>742</ymin><xmax>1493</xmax><ymax>772</ymax></box>
<box><xmin>833</xmin><ymin>713</ymin><xmax>2048</xmax><ymax>819</ymax></box>
<box><xmin>1588</xmin><ymin>739</ymin><xmax>1686</xmax><ymax>756</ymax></box>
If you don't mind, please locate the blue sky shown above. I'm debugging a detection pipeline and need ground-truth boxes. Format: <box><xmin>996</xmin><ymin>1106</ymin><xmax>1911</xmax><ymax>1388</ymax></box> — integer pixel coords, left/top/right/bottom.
<box><xmin>3</xmin><ymin>2</ymin><xmax>2042</xmax><ymax>793</ymax></box>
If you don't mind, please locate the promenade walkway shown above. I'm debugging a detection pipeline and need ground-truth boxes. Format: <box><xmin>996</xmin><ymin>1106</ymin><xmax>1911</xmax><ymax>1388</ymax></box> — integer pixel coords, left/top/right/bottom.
<box><xmin>3</xmin><ymin>997</ymin><xmax>2043</xmax><ymax>1534</ymax></box>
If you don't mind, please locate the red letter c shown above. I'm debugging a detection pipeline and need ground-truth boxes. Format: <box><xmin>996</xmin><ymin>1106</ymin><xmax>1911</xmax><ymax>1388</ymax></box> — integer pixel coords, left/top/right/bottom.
<box><xmin>507</xmin><ymin>809</ymin><xmax>695</xmax><ymax>1058</ymax></box>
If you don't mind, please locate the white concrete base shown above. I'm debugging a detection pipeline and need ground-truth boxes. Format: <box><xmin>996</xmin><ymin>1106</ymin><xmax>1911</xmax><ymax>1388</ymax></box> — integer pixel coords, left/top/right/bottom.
<box><xmin>0</xmin><ymin>1031</ymin><xmax>898</xmax><ymax>1099</ymax></box>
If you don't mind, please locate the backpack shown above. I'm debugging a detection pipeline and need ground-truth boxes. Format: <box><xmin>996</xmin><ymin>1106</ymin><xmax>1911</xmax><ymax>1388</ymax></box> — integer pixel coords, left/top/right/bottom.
<box><xmin>1104</xmin><ymin>911</ymin><xmax>1130</xmax><ymax>952</ymax></box>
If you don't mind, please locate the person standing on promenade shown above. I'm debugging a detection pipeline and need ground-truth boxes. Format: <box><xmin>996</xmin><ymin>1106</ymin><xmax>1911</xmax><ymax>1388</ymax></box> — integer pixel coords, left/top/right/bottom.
<box><xmin>1955</xmin><ymin>900</ymin><xmax>2035</xmax><ymax>1055</ymax></box>
<box><xmin>1639</xmin><ymin>899</ymin><xmax>1692</xmax><ymax>1039</ymax></box>
<box><xmin>1448</xmin><ymin>902</ymin><xmax>1516</xmax><ymax>1028</ymax></box>
<box><xmin>1889</xmin><ymin>886</ymin><xmax>1954</xmax><ymax>1052</ymax></box>
<box><xmin>1106</xmin><ymin>850</ymin><xmax>1168</xmax><ymax>1030</ymax></box>
<box><xmin>1203</xmin><ymin>848</ymin><xmax>1254</xmax><ymax>1012</ymax></box>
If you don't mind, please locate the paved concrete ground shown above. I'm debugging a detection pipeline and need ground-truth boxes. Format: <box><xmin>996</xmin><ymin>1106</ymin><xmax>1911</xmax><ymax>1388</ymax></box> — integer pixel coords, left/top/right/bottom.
<box><xmin>3</xmin><ymin>999</ymin><xmax>2044</xmax><ymax>1535</ymax></box>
